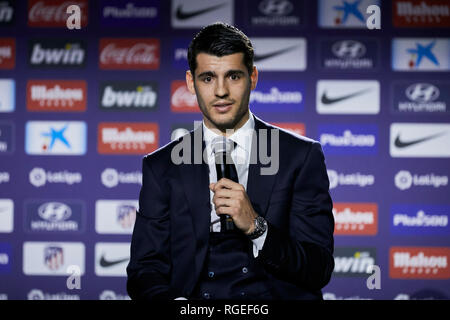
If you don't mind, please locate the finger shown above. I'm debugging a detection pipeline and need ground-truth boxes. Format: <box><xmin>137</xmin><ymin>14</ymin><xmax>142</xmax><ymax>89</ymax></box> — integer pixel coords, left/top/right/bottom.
<box><xmin>209</xmin><ymin>183</ymin><xmax>215</xmax><ymax>191</ymax></box>
<box><xmin>214</xmin><ymin>178</ymin><xmax>243</xmax><ymax>191</ymax></box>
<box><xmin>214</xmin><ymin>188</ymin><xmax>240</xmax><ymax>199</ymax></box>
<box><xmin>215</xmin><ymin>204</ymin><xmax>237</xmax><ymax>217</ymax></box>
<box><xmin>213</xmin><ymin>197</ymin><xmax>237</xmax><ymax>209</ymax></box>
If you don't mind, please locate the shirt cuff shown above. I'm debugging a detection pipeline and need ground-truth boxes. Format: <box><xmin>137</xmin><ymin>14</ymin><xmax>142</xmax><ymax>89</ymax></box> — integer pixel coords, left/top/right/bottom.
<box><xmin>251</xmin><ymin>227</ymin><xmax>268</xmax><ymax>258</ymax></box>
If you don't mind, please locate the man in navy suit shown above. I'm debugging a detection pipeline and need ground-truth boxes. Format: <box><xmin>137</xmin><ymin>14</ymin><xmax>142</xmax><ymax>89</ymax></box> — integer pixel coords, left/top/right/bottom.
<box><xmin>127</xmin><ymin>22</ymin><xmax>334</xmax><ymax>300</ymax></box>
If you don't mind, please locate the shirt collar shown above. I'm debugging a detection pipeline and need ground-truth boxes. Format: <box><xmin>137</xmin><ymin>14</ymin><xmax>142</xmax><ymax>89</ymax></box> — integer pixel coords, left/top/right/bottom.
<box><xmin>203</xmin><ymin>111</ymin><xmax>255</xmax><ymax>155</ymax></box>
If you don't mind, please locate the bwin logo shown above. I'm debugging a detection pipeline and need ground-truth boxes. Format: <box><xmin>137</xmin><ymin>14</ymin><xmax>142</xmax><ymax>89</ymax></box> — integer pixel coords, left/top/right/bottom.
<box><xmin>259</xmin><ymin>0</ymin><xmax>293</xmax><ymax>16</ymax></box>
<box><xmin>406</xmin><ymin>83</ymin><xmax>440</xmax><ymax>103</ymax></box>
<box><xmin>38</xmin><ymin>202</ymin><xmax>72</xmax><ymax>222</ymax></box>
<box><xmin>332</xmin><ymin>40</ymin><xmax>366</xmax><ymax>59</ymax></box>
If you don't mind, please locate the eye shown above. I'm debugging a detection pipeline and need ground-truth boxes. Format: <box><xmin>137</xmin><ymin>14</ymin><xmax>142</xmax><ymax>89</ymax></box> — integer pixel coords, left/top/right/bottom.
<box><xmin>203</xmin><ymin>76</ymin><xmax>212</xmax><ymax>83</ymax></box>
<box><xmin>230</xmin><ymin>74</ymin><xmax>240</xmax><ymax>80</ymax></box>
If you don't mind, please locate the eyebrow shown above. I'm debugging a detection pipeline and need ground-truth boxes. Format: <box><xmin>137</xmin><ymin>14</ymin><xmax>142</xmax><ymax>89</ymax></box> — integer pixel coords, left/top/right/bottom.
<box><xmin>196</xmin><ymin>69</ymin><xmax>246</xmax><ymax>79</ymax></box>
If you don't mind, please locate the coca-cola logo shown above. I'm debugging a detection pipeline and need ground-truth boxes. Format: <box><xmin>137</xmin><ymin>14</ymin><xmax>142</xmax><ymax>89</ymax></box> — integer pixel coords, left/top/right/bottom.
<box><xmin>99</xmin><ymin>39</ymin><xmax>160</xmax><ymax>70</ymax></box>
<box><xmin>170</xmin><ymin>80</ymin><xmax>199</xmax><ymax>113</ymax></box>
<box><xmin>28</xmin><ymin>0</ymin><xmax>88</xmax><ymax>27</ymax></box>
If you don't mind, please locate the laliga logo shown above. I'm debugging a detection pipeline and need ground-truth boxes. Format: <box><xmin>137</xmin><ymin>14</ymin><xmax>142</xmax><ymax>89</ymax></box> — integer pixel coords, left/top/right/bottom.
<box><xmin>395</xmin><ymin>170</ymin><xmax>413</xmax><ymax>190</ymax></box>
<box><xmin>29</xmin><ymin>167</ymin><xmax>46</xmax><ymax>187</ymax></box>
<box><xmin>101</xmin><ymin>168</ymin><xmax>119</xmax><ymax>188</ymax></box>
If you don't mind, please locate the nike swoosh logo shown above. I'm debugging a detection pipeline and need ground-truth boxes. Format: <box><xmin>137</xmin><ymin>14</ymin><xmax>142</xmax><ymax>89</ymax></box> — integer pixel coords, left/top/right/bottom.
<box><xmin>99</xmin><ymin>255</ymin><xmax>129</xmax><ymax>268</ymax></box>
<box><xmin>321</xmin><ymin>88</ymin><xmax>372</xmax><ymax>105</ymax></box>
<box><xmin>394</xmin><ymin>132</ymin><xmax>446</xmax><ymax>148</ymax></box>
<box><xmin>254</xmin><ymin>45</ymin><xmax>299</xmax><ymax>62</ymax></box>
<box><xmin>175</xmin><ymin>3</ymin><xmax>228</xmax><ymax>20</ymax></box>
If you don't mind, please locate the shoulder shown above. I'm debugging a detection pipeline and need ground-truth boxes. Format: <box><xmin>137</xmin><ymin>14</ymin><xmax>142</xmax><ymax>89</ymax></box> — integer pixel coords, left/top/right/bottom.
<box><xmin>254</xmin><ymin>116</ymin><xmax>320</xmax><ymax>150</ymax></box>
<box><xmin>142</xmin><ymin>130</ymin><xmax>191</xmax><ymax>172</ymax></box>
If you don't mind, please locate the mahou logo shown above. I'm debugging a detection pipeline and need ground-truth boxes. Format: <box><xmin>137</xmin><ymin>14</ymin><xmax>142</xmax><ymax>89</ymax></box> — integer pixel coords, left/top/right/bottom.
<box><xmin>98</xmin><ymin>122</ymin><xmax>159</xmax><ymax>155</ymax></box>
<box><xmin>27</xmin><ymin>80</ymin><xmax>86</xmax><ymax>112</ymax></box>
<box><xmin>99</xmin><ymin>38</ymin><xmax>160</xmax><ymax>70</ymax></box>
<box><xmin>393</xmin><ymin>0</ymin><xmax>450</xmax><ymax>27</ymax></box>
<box><xmin>272</xmin><ymin>123</ymin><xmax>306</xmax><ymax>136</ymax></box>
<box><xmin>0</xmin><ymin>38</ymin><xmax>15</xmax><ymax>69</ymax></box>
<box><xmin>170</xmin><ymin>80</ymin><xmax>199</xmax><ymax>113</ymax></box>
<box><xmin>28</xmin><ymin>0</ymin><xmax>88</xmax><ymax>28</ymax></box>
<box><xmin>390</xmin><ymin>247</ymin><xmax>450</xmax><ymax>279</ymax></box>
<box><xmin>333</xmin><ymin>203</ymin><xmax>378</xmax><ymax>235</ymax></box>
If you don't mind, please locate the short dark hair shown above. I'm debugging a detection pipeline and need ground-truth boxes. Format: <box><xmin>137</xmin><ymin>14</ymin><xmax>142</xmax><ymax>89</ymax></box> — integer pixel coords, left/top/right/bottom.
<box><xmin>188</xmin><ymin>22</ymin><xmax>254</xmax><ymax>77</ymax></box>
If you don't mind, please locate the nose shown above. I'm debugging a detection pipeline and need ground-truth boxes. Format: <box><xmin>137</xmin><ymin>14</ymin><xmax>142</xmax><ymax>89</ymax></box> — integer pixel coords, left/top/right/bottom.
<box><xmin>214</xmin><ymin>77</ymin><xmax>229</xmax><ymax>98</ymax></box>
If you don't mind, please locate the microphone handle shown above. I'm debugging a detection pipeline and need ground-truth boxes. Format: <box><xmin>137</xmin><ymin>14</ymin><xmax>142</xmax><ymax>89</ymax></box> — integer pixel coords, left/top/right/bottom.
<box><xmin>215</xmin><ymin>162</ymin><xmax>236</xmax><ymax>232</ymax></box>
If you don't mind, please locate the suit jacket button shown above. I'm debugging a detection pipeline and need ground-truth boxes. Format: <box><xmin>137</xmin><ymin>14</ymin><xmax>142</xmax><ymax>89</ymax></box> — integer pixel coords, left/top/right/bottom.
<box><xmin>203</xmin><ymin>292</ymin><xmax>210</xmax><ymax>299</ymax></box>
<box><xmin>208</xmin><ymin>271</ymin><xmax>215</xmax><ymax>278</ymax></box>
<box><xmin>242</xmin><ymin>267</ymin><xmax>248</xmax><ymax>274</ymax></box>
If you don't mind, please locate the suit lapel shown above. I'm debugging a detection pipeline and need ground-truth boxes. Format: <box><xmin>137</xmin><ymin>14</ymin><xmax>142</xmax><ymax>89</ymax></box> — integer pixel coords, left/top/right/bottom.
<box><xmin>246</xmin><ymin>116</ymin><xmax>278</xmax><ymax>218</ymax></box>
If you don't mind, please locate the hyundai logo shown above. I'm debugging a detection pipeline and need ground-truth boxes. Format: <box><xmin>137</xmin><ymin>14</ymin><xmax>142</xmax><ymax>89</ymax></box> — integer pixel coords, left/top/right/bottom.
<box><xmin>258</xmin><ymin>0</ymin><xmax>293</xmax><ymax>16</ymax></box>
<box><xmin>405</xmin><ymin>83</ymin><xmax>440</xmax><ymax>103</ymax></box>
<box><xmin>38</xmin><ymin>202</ymin><xmax>72</xmax><ymax>222</ymax></box>
<box><xmin>332</xmin><ymin>40</ymin><xmax>366</xmax><ymax>59</ymax></box>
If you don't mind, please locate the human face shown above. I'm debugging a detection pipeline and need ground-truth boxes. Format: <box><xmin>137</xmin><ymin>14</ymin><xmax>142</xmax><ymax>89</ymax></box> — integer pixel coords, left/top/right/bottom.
<box><xmin>186</xmin><ymin>52</ymin><xmax>258</xmax><ymax>135</ymax></box>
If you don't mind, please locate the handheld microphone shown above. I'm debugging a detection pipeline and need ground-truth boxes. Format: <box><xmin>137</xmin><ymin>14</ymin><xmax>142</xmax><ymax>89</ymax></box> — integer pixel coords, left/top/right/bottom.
<box><xmin>212</xmin><ymin>137</ymin><xmax>237</xmax><ymax>232</ymax></box>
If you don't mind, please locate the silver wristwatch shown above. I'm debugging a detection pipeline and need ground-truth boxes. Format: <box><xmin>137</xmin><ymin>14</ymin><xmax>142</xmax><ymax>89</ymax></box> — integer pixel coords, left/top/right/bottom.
<box><xmin>247</xmin><ymin>216</ymin><xmax>267</xmax><ymax>240</ymax></box>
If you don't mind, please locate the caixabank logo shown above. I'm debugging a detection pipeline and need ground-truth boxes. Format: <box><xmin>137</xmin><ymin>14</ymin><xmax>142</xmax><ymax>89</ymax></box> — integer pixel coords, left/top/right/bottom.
<box><xmin>0</xmin><ymin>38</ymin><xmax>15</xmax><ymax>69</ymax></box>
<box><xmin>333</xmin><ymin>247</ymin><xmax>377</xmax><ymax>277</ymax></box>
<box><xmin>391</xmin><ymin>204</ymin><xmax>449</xmax><ymax>235</ymax></box>
<box><xmin>318</xmin><ymin>0</ymin><xmax>380</xmax><ymax>28</ymax></box>
<box><xmin>333</xmin><ymin>203</ymin><xmax>378</xmax><ymax>235</ymax></box>
<box><xmin>28</xmin><ymin>39</ymin><xmax>87</xmax><ymax>68</ymax></box>
<box><xmin>392</xmin><ymin>38</ymin><xmax>450</xmax><ymax>71</ymax></box>
<box><xmin>27</xmin><ymin>80</ymin><xmax>87</xmax><ymax>112</ymax></box>
<box><xmin>100</xmin><ymin>81</ymin><xmax>158</xmax><ymax>111</ymax></box>
<box><xmin>390</xmin><ymin>247</ymin><xmax>450</xmax><ymax>279</ymax></box>
<box><xmin>99</xmin><ymin>38</ymin><xmax>160</xmax><ymax>70</ymax></box>
<box><xmin>393</xmin><ymin>0</ymin><xmax>450</xmax><ymax>28</ymax></box>
<box><xmin>391</xmin><ymin>81</ymin><xmax>449</xmax><ymax>114</ymax></box>
<box><xmin>98</xmin><ymin>122</ymin><xmax>159</xmax><ymax>155</ymax></box>
<box><xmin>25</xmin><ymin>121</ymin><xmax>87</xmax><ymax>155</ymax></box>
<box><xmin>100</xmin><ymin>0</ymin><xmax>160</xmax><ymax>28</ymax></box>
<box><xmin>28</xmin><ymin>0</ymin><xmax>88</xmax><ymax>27</ymax></box>
<box><xmin>0</xmin><ymin>79</ymin><xmax>15</xmax><ymax>112</ymax></box>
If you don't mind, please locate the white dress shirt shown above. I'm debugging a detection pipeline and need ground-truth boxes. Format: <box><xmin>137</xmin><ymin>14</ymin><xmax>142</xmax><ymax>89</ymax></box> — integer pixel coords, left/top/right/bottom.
<box><xmin>202</xmin><ymin>111</ymin><xmax>267</xmax><ymax>258</ymax></box>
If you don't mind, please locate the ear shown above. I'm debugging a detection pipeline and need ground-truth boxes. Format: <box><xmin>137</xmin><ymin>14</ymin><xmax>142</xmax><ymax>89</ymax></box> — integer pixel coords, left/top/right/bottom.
<box><xmin>250</xmin><ymin>66</ymin><xmax>258</xmax><ymax>90</ymax></box>
<box><xmin>186</xmin><ymin>70</ymin><xmax>196</xmax><ymax>94</ymax></box>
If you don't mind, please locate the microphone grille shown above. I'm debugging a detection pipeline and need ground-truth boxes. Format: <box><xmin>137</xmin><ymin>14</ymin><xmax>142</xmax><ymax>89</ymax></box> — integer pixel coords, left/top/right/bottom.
<box><xmin>212</xmin><ymin>136</ymin><xmax>233</xmax><ymax>154</ymax></box>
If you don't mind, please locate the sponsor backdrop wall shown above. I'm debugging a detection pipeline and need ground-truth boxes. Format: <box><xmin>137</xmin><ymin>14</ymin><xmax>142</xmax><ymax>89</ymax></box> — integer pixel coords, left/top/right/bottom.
<box><xmin>0</xmin><ymin>0</ymin><xmax>449</xmax><ymax>300</ymax></box>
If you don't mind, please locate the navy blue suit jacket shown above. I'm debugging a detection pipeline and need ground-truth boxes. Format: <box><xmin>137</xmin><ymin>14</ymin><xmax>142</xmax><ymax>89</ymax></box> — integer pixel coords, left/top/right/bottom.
<box><xmin>127</xmin><ymin>116</ymin><xmax>335</xmax><ymax>300</ymax></box>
